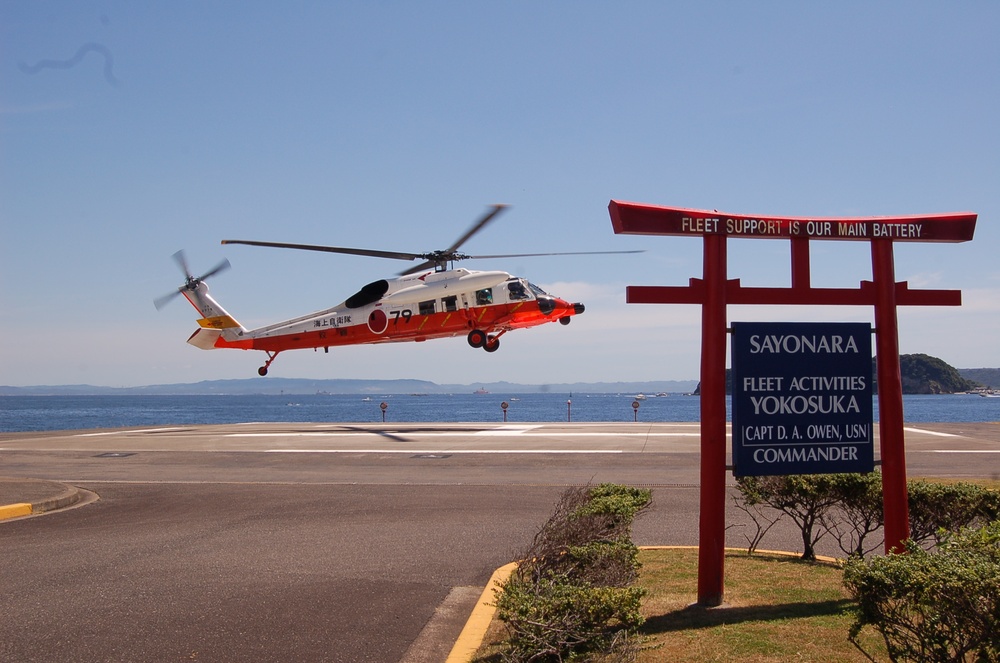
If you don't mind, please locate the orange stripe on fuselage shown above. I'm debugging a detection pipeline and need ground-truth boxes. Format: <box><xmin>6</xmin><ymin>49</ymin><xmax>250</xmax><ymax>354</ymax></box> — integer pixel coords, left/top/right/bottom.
<box><xmin>214</xmin><ymin>300</ymin><xmax>580</xmax><ymax>353</ymax></box>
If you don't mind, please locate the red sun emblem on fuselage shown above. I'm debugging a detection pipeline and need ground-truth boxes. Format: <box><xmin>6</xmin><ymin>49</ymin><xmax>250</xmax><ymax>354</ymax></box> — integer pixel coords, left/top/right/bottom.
<box><xmin>367</xmin><ymin>308</ymin><xmax>388</xmax><ymax>334</ymax></box>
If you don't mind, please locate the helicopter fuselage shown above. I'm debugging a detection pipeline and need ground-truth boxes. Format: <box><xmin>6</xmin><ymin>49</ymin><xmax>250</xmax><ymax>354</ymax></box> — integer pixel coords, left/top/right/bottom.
<box><xmin>160</xmin><ymin>205</ymin><xmax>627</xmax><ymax>376</ymax></box>
<box><xmin>183</xmin><ymin>267</ymin><xmax>584</xmax><ymax>374</ymax></box>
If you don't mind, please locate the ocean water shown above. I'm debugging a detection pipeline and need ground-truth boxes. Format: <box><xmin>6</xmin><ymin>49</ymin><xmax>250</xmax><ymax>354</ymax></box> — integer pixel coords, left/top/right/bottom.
<box><xmin>1</xmin><ymin>392</ymin><xmax>998</xmax><ymax>433</ymax></box>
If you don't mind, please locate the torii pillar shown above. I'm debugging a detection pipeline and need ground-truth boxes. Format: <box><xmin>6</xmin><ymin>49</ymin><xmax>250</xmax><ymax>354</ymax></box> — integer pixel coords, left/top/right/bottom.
<box><xmin>610</xmin><ymin>200</ymin><xmax>976</xmax><ymax>606</ymax></box>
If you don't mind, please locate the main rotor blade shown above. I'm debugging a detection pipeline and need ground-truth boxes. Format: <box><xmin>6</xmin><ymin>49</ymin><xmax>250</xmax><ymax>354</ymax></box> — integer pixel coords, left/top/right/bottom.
<box><xmin>221</xmin><ymin>239</ymin><xmax>421</xmax><ymax>262</ymax></box>
<box><xmin>466</xmin><ymin>250</ymin><xmax>646</xmax><ymax>259</ymax></box>
<box><xmin>444</xmin><ymin>204</ymin><xmax>508</xmax><ymax>253</ymax></box>
<box><xmin>398</xmin><ymin>260</ymin><xmax>438</xmax><ymax>276</ymax></box>
<box><xmin>396</xmin><ymin>249</ymin><xmax>645</xmax><ymax>276</ymax></box>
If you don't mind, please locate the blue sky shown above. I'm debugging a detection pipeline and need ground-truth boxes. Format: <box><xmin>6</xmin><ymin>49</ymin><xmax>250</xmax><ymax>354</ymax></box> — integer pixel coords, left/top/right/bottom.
<box><xmin>2</xmin><ymin>2</ymin><xmax>998</xmax><ymax>387</ymax></box>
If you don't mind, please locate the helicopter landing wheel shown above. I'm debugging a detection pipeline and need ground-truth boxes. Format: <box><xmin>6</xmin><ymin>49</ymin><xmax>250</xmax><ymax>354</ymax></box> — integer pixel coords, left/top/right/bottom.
<box><xmin>258</xmin><ymin>351</ymin><xmax>280</xmax><ymax>376</ymax></box>
<box><xmin>483</xmin><ymin>336</ymin><xmax>500</xmax><ymax>353</ymax></box>
<box><xmin>467</xmin><ymin>329</ymin><xmax>488</xmax><ymax>349</ymax></box>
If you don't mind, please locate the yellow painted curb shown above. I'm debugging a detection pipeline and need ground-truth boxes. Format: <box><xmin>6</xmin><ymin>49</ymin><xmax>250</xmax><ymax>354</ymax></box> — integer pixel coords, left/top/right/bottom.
<box><xmin>0</xmin><ymin>503</ymin><xmax>33</xmax><ymax>521</ymax></box>
<box><xmin>444</xmin><ymin>562</ymin><xmax>517</xmax><ymax>663</ymax></box>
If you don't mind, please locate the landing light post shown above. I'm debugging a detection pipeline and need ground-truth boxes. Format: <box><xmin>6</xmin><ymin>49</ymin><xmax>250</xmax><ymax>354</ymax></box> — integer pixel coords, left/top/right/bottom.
<box><xmin>610</xmin><ymin>200</ymin><xmax>976</xmax><ymax>607</ymax></box>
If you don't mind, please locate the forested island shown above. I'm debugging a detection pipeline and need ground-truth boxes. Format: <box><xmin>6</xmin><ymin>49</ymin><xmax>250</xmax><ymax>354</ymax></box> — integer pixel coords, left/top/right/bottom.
<box><xmin>895</xmin><ymin>354</ymin><xmax>980</xmax><ymax>394</ymax></box>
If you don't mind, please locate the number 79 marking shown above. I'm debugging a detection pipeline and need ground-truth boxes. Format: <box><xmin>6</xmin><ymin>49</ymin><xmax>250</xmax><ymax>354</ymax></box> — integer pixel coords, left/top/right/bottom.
<box><xmin>391</xmin><ymin>309</ymin><xmax>413</xmax><ymax>324</ymax></box>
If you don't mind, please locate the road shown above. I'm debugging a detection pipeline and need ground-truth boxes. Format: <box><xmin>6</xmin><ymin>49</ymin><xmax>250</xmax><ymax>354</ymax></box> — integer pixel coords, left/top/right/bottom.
<box><xmin>1</xmin><ymin>422</ymin><xmax>997</xmax><ymax>661</ymax></box>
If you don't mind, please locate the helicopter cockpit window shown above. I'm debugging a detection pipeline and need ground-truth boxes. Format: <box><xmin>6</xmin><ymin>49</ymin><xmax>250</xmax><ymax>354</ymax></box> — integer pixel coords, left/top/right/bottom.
<box><xmin>442</xmin><ymin>295</ymin><xmax>458</xmax><ymax>312</ymax></box>
<box><xmin>345</xmin><ymin>279</ymin><xmax>390</xmax><ymax>309</ymax></box>
<box><xmin>527</xmin><ymin>281</ymin><xmax>549</xmax><ymax>297</ymax></box>
<box><xmin>475</xmin><ymin>288</ymin><xmax>493</xmax><ymax>305</ymax></box>
<box><xmin>507</xmin><ymin>279</ymin><xmax>529</xmax><ymax>300</ymax></box>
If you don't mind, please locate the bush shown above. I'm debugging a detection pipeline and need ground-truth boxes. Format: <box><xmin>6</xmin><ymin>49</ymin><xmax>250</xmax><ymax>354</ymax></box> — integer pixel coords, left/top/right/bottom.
<box><xmin>824</xmin><ymin>472</ymin><xmax>885</xmax><ymax>558</ymax></box>
<box><xmin>492</xmin><ymin>484</ymin><xmax>651</xmax><ymax>662</ymax></box>
<box><xmin>493</xmin><ymin>576</ymin><xmax>645</xmax><ymax>661</ymax></box>
<box><xmin>843</xmin><ymin>520</ymin><xmax>1000</xmax><ymax>662</ymax></box>
<box><xmin>734</xmin><ymin>473</ymin><xmax>1000</xmax><ymax>558</ymax></box>
<box><xmin>735</xmin><ymin>474</ymin><xmax>843</xmax><ymax>560</ymax></box>
<box><xmin>907</xmin><ymin>480</ymin><xmax>1000</xmax><ymax>547</ymax></box>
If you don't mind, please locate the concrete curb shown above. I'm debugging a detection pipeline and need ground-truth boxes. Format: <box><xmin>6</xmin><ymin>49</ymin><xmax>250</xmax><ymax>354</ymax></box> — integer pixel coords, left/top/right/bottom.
<box><xmin>0</xmin><ymin>503</ymin><xmax>34</xmax><ymax>520</ymax></box>
<box><xmin>0</xmin><ymin>479</ymin><xmax>82</xmax><ymax>522</ymax></box>
<box><xmin>444</xmin><ymin>562</ymin><xmax>517</xmax><ymax>662</ymax></box>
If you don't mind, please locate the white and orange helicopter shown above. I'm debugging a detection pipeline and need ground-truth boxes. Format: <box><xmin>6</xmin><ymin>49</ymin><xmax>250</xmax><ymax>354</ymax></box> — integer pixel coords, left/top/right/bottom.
<box><xmin>155</xmin><ymin>205</ymin><xmax>640</xmax><ymax>376</ymax></box>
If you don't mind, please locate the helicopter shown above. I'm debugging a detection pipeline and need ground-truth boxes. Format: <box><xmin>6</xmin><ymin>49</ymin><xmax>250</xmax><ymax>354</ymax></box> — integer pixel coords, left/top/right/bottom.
<box><xmin>155</xmin><ymin>205</ymin><xmax>641</xmax><ymax>376</ymax></box>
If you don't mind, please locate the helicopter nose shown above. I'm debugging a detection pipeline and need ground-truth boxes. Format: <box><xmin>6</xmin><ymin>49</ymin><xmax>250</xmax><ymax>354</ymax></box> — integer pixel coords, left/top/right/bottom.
<box><xmin>573</xmin><ymin>303</ymin><xmax>585</xmax><ymax>315</ymax></box>
<box><xmin>537</xmin><ymin>296</ymin><xmax>557</xmax><ymax>315</ymax></box>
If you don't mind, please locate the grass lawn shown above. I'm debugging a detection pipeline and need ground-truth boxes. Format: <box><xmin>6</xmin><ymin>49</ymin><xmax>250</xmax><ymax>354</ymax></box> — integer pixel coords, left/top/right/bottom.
<box><xmin>475</xmin><ymin>547</ymin><xmax>886</xmax><ymax>662</ymax></box>
<box><xmin>634</xmin><ymin>548</ymin><xmax>884</xmax><ymax>662</ymax></box>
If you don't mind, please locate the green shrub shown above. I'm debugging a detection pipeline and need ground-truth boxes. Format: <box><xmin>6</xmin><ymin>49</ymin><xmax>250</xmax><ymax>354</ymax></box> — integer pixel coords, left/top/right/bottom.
<box><xmin>734</xmin><ymin>474</ymin><xmax>1000</xmax><ymax>558</ymax></box>
<box><xmin>493</xmin><ymin>484</ymin><xmax>651</xmax><ymax>662</ymax></box>
<box><xmin>736</xmin><ymin>474</ymin><xmax>844</xmax><ymax>560</ymax></box>
<box><xmin>908</xmin><ymin>480</ymin><xmax>1000</xmax><ymax>547</ymax></box>
<box><xmin>493</xmin><ymin>576</ymin><xmax>645</xmax><ymax>661</ymax></box>
<box><xmin>825</xmin><ymin>472</ymin><xmax>885</xmax><ymax>558</ymax></box>
<box><xmin>843</xmin><ymin>521</ymin><xmax>1000</xmax><ymax>662</ymax></box>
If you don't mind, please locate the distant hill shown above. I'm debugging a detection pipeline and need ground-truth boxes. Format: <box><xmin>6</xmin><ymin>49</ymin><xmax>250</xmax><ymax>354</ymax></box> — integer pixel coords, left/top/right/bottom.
<box><xmin>958</xmin><ymin>368</ymin><xmax>1000</xmax><ymax>389</ymax></box>
<box><xmin>5</xmin><ymin>360</ymin><xmax>991</xmax><ymax>396</ymax></box>
<box><xmin>893</xmin><ymin>354</ymin><xmax>980</xmax><ymax>394</ymax></box>
<box><xmin>0</xmin><ymin>378</ymin><xmax>699</xmax><ymax>396</ymax></box>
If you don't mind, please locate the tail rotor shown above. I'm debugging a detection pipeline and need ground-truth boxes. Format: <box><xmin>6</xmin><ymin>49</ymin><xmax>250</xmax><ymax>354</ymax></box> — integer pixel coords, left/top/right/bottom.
<box><xmin>154</xmin><ymin>250</ymin><xmax>231</xmax><ymax>310</ymax></box>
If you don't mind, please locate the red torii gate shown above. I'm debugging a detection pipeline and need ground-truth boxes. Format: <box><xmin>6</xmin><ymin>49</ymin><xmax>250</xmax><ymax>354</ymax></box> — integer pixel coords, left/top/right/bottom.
<box><xmin>609</xmin><ymin>200</ymin><xmax>977</xmax><ymax>607</ymax></box>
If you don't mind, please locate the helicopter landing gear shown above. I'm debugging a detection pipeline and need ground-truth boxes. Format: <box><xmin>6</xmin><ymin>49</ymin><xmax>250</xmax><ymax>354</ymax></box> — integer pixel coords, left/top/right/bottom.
<box><xmin>468</xmin><ymin>329</ymin><xmax>505</xmax><ymax>352</ymax></box>
<box><xmin>467</xmin><ymin>329</ymin><xmax>488</xmax><ymax>349</ymax></box>
<box><xmin>258</xmin><ymin>351</ymin><xmax>280</xmax><ymax>376</ymax></box>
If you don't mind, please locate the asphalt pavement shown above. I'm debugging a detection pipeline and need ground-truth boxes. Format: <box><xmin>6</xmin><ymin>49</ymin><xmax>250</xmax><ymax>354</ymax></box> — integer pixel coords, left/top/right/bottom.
<box><xmin>2</xmin><ymin>420</ymin><xmax>998</xmax><ymax>661</ymax></box>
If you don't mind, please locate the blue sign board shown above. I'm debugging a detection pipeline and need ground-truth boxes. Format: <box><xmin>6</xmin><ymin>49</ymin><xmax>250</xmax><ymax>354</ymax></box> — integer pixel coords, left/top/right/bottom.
<box><xmin>731</xmin><ymin>322</ymin><xmax>874</xmax><ymax>477</ymax></box>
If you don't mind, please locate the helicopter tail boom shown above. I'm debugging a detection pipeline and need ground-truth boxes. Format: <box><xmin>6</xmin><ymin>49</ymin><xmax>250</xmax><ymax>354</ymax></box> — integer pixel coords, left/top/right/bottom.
<box><xmin>181</xmin><ymin>282</ymin><xmax>247</xmax><ymax>348</ymax></box>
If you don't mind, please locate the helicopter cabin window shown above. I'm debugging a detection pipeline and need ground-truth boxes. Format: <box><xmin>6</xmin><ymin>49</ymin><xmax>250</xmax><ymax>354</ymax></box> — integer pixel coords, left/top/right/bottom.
<box><xmin>442</xmin><ymin>295</ymin><xmax>458</xmax><ymax>312</ymax></box>
<box><xmin>507</xmin><ymin>279</ymin><xmax>529</xmax><ymax>300</ymax></box>
<box><xmin>475</xmin><ymin>288</ymin><xmax>493</xmax><ymax>305</ymax></box>
<box><xmin>418</xmin><ymin>300</ymin><xmax>435</xmax><ymax>316</ymax></box>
